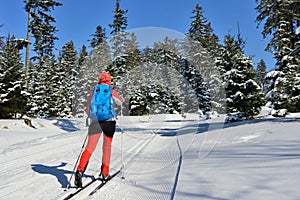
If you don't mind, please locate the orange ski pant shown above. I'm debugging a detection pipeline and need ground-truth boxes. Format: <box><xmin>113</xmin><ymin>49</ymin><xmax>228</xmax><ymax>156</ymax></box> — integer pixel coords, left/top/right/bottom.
<box><xmin>77</xmin><ymin>133</ymin><xmax>113</xmax><ymax>175</ymax></box>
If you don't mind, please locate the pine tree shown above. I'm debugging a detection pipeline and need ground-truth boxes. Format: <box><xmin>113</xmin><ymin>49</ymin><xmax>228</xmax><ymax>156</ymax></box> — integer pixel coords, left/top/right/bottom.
<box><xmin>255</xmin><ymin>0</ymin><xmax>299</xmax><ymax>60</ymax></box>
<box><xmin>185</xmin><ymin>4</ymin><xmax>221</xmax><ymax>113</ymax></box>
<box><xmin>216</xmin><ymin>33</ymin><xmax>265</xmax><ymax>118</ymax></box>
<box><xmin>109</xmin><ymin>0</ymin><xmax>129</xmax><ymax>80</ymax></box>
<box><xmin>24</xmin><ymin>0</ymin><xmax>62</xmax><ymax>60</ymax></box>
<box><xmin>256</xmin><ymin>59</ymin><xmax>267</xmax><ymax>90</ymax></box>
<box><xmin>74</xmin><ymin>45</ymin><xmax>90</xmax><ymax>117</ymax></box>
<box><xmin>123</xmin><ymin>32</ymin><xmax>140</xmax><ymax>71</ymax></box>
<box><xmin>187</xmin><ymin>3</ymin><xmax>219</xmax><ymax>55</ymax></box>
<box><xmin>151</xmin><ymin>38</ymin><xmax>182</xmax><ymax>114</ymax></box>
<box><xmin>177</xmin><ymin>57</ymin><xmax>202</xmax><ymax>113</ymax></box>
<box><xmin>109</xmin><ymin>0</ymin><xmax>128</xmax><ymax>36</ymax></box>
<box><xmin>0</xmin><ymin>35</ymin><xmax>27</xmax><ymax>118</ymax></box>
<box><xmin>89</xmin><ymin>26</ymin><xmax>111</xmax><ymax>77</ymax></box>
<box><xmin>23</xmin><ymin>0</ymin><xmax>62</xmax><ymax>116</ymax></box>
<box><xmin>78</xmin><ymin>45</ymin><xmax>88</xmax><ymax>67</ymax></box>
<box><xmin>89</xmin><ymin>25</ymin><xmax>107</xmax><ymax>48</ymax></box>
<box><xmin>120</xmin><ymin>38</ymin><xmax>184</xmax><ymax>115</ymax></box>
<box><xmin>180</xmin><ymin>36</ymin><xmax>214</xmax><ymax>113</ymax></box>
<box><xmin>46</xmin><ymin>55</ymin><xmax>64</xmax><ymax>117</ymax></box>
<box><xmin>256</xmin><ymin>0</ymin><xmax>300</xmax><ymax>113</ymax></box>
<box><xmin>59</xmin><ymin>41</ymin><xmax>78</xmax><ymax>117</ymax></box>
<box><xmin>188</xmin><ymin>4</ymin><xmax>208</xmax><ymax>44</ymax></box>
<box><xmin>75</xmin><ymin>41</ymin><xmax>110</xmax><ymax>117</ymax></box>
<box><xmin>109</xmin><ymin>0</ymin><xmax>128</xmax><ymax>57</ymax></box>
<box><xmin>112</xmin><ymin>32</ymin><xmax>140</xmax><ymax>106</ymax></box>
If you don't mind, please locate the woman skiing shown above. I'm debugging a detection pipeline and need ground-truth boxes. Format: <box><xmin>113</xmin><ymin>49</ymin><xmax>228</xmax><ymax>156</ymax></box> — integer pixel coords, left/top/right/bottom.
<box><xmin>74</xmin><ymin>71</ymin><xmax>124</xmax><ymax>188</ymax></box>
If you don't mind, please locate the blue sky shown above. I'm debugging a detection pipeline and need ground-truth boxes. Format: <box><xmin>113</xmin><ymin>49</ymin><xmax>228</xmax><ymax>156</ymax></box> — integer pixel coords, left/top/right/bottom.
<box><xmin>1</xmin><ymin>0</ymin><xmax>275</xmax><ymax>70</ymax></box>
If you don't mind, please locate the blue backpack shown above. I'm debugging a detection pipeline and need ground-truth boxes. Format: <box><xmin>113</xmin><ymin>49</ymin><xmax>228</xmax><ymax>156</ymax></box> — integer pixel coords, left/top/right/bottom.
<box><xmin>88</xmin><ymin>84</ymin><xmax>115</xmax><ymax>121</ymax></box>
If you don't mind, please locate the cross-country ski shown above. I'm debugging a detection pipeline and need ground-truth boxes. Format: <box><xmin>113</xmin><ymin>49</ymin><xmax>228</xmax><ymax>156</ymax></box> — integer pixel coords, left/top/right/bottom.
<box><xmin>89</xmin><ymin>169</ymin><xmax>121</xmax><ymax>196</ymax></box>
<box><xmin>63</xmin><ymin>177</ymin><xmax>99</xmax><ymax>200</ymax></box>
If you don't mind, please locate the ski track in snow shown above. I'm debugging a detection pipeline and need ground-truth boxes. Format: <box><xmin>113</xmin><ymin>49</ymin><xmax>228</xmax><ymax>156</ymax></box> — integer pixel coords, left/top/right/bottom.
<box><xmin>0</xmin><ymin>114</ymin><xmax>300</xmax><ymax>200</ymax></box>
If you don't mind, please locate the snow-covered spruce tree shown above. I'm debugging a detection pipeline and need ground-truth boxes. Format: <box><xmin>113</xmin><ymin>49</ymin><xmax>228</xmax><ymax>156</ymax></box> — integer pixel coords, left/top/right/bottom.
<box><xmin>47</xmin><ymin>55</ymin><xmax>63</xmax><ymax>117</ymax></box>
<box><xmin>107</xmin><ymin>1</ymin><xmax>142</xmax><ymax>115</ymax></box>
<box><xmin>207</xmin><ymin>65</ymin><xmax>226</xmax><ymax>114</ymax></box>
<box><xmin>113</xmin><ymin>32</ymin><xmax>140</xmax><ymax>110</ymax></box>
<box><xmin>177</xmin><ymin>57</ymin><xmax>203</xmax><ymax>113</ymax></box>
<box><xmin>129</xmin><ymin>83</ymin><xmax>181</xmax><ymax>115</ymax></box>
<box><xmin>140</xmin><ymin>38</ymin><xmax>202</xmax><ymax>114</ymax></box>
<box><xmin>88</xmin><ymin>25</ymin><xmax>111</xmax><ymax>82</ymax></box>
<box><xmin>185</xmin><ymin>3</ymin><xmax>222</xmax><ymax>113</ymax></box>
<box><xmin>24</xmin><ymin>0</ymin><xmax>62</xmax><ymax>116</ymax></box>
<box><xmin>151</xmin><ymin>38</ymin><xmax>183</xmax><ymax>114</ymax></box>
<box><xmin>153</xmin><ymin>38</ymin><xmax>180</xmax><ymax>87</ymax></box>
<box><xmin>119</xmin><ymin>38</ymin><xmax>183</xmax><ymax>115</ymax></box>
<box><xmin>125</xmin><ymin>60</ymin><xmax>181</xmax><ymax>115</ymax></box>
<box><xmin>121</xmin><ymin>51</ymin><xmax>154</xmax><ymax>115</ymax></box>
<box><xmin>108</xmin><ymin>38</ymin><xmax>139</xmax><ymax>84</ymax></box>
<box><xmin>118</xmin><ymin>48</ymin><xmax>151</xmax><ymax>115</ymax></box>
<box><xmin>0</xmin><ymin>35</ymin><xmax>27</xmax><ymax>118</ymax></box>
<box><xmin>180</xmin><ymin>36</ymin><xmax>213</xmax><ymax>113</ymax></box>
<box><xmin>108</xmin><ymin>0</ymin><xmax>129</xmax><ymax>81</ymax></box>
<box><xmin>57</xmin><ymin>41</ymin><xmax>78</xmax><ymax>118</ymax></box>
<box><xmin>187</xmin><ymin>3</ymin><xmax>219</xmax><ymax>56</ymax></box>
<box><xmin>89</xmin><ymin>25</ymin><xmax>112</xmax><ymax>73</ymax></box>
<box><xmin>109</xmin><ymin>0</ymin><xmax>128</xmax><ymax>56</ymax></box>
<box><xmin>73</xmin><ymin>45</ymin><xmax>89</xmax><ymax>117</ymax></box>
<box><xmin>256</xmin><ymin>59</ymin><xmax>267</xmax><ymax>91</ymax></box>
<box><xmin>256</xmin><ymin>0</ymin><xmax>300</xmax><ymax>113</ymax></box>
<box><xmin>216</xmin><ymin>33</ymin><xmax>265</xmax><ymax>118</ymax></box>
<box><xmin>131</xmin><ymin>37</ymin><xmax>210</xmax><ymax>114</ymax></box>
<box><xmin>123</xmin><ymin>32</ymin><xmax>140</xmax><ymax>72</ymax></box>
<box><xmin>89</xmin><ymin>25</ymin><xmax>107</xmax><ymax>49</ymax></box>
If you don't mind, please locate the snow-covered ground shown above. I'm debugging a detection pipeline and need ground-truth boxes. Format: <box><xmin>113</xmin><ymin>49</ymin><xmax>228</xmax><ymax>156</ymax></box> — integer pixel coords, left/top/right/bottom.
<box><xmin>0</xmin><ymin>112</ymin><xmax>300</xmax><ymax>200</ymax></box>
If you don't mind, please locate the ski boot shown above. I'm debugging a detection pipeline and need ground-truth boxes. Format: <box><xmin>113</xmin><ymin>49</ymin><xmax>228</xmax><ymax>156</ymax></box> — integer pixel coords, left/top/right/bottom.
<box><xmin>101</xmin><ymin>173</ymin><xmax>109</xmax><ymax>182</ymax></box>
<box><xmin>74</xmin><ymin>170</ymin><xmax>83</xmax><ymax>188</ymax></box>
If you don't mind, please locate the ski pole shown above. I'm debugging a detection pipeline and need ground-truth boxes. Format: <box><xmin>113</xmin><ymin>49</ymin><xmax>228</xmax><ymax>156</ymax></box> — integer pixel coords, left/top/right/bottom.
<box><xmin>64</xmin><ymin>132</ymin><xmax>89</xmax><ymax>191</ymax></box>
<box><xmin>120</xmin><ymin>105</ymin><xmax>125</xmax><ymax>180</ymax></box>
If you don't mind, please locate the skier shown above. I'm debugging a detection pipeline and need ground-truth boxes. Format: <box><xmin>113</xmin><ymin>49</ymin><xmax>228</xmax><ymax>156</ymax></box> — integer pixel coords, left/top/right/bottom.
<box><xmin>74</xmin><ymin>71</ymin><xmax>124</xmax><ymax>188</ymax></box>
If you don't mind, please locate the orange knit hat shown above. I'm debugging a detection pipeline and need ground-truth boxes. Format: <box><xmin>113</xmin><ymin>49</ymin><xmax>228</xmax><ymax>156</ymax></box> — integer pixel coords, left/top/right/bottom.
<box><xmin>98</xmin><ymin>71</ymin><xmax>112</xmax><ymax>85</ymax></box>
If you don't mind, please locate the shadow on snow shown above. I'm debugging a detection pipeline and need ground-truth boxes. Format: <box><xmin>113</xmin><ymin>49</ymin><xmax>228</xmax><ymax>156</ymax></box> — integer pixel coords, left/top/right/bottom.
<box><xmin>31</xmin><ymin>162</ymin><xmax>94</xmax><ymax>188</ymax></box>
<box><xmin>48</xmin><ymin>118</ymin><xmax>81</xmax><ymax>132</ymax></box>
<box><xmin>159</xmin><ymin>117</ymin><xmax>300</xmax><ymax>137</ymax></box>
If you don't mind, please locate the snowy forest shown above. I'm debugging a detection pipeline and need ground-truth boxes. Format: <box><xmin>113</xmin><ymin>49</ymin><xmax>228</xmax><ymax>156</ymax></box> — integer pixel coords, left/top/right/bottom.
<box><xmin>0</xmin><ymin>0</ymin><xmax>299</xmax><ymax>119</ymax></box>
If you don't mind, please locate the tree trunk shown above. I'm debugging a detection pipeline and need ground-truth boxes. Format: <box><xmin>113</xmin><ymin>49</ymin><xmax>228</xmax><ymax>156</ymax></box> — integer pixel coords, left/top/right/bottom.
<box><xmin>25</xmin><ymin>9</ymin><xmax>31</xmax><ymax>87</ymax></box>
